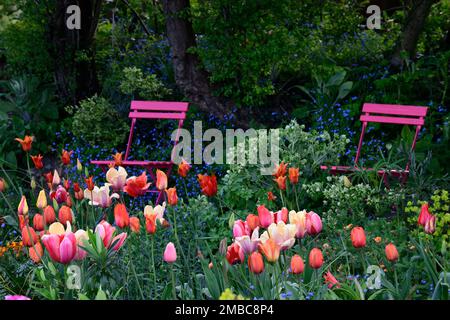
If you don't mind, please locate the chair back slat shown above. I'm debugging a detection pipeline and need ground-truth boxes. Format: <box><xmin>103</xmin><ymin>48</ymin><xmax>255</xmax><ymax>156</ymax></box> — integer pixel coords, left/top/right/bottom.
<box><xmin>128</xmin><ymin>111</ymin><xmax>186</xmax><ymax>120</ymax></box>
<box><xmin>362</xmin><ymin>103</ymin><xmax>428</xmax><ymax>117</ymax></box>
<box><xmin>360</xmin><ymin>115</ymin><xmax>425</xmax><ymax>126</ymax></box>
<box><xmin>130</xmin><ymin>100</ymin><xmax>189</xmax><ymax>112</ymax></box>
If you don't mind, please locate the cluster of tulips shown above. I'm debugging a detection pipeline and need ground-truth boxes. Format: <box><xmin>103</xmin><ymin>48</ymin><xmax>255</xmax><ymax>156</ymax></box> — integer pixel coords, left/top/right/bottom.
<box><xmin>417</xmin><ymin>203</ymin><xmax>437</xmax><ymax>235</ymax></box>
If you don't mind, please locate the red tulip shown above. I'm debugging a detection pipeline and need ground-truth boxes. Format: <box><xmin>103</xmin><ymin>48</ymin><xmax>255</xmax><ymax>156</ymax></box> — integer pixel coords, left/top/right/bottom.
<box><xmin>246</xmin><ymin>214</ymin><xmax>260</xmax><ymax>231</ymax></box>
<box><xmin>41</xmin><ymin>232</ymin><xmax>77</xmax><ymax>264</ymax></box>
<box><xmin>272</xmin><ymin>162</ymin><xmax>287</xmax><ymax>178</ymax></box>
<box><xmin>61</xmin><ymin>149</ymin><xmax>73</xmax><ymax>166</ymax></box>
<box><xmin>418</xmin><ymin>203</ymin><xmax>431</xmax><ymax>226</ymax></box>
<box><xmin>308</xmin><ymin>248</ymin><xmax>323</xmax><ymax>269</ymax></box>
<box><xmin>273</xmin><ymin>175</ymin><xmax>286</xmax><ymax>190</ymax></box>
<box><xmin>288</xmin><ymin>167</ymin><xmax>299</xmax><ymax>184</ymax></box>
<box><xmin>15</xmin><ymin>135</ymin><xmax>33</xmax><ymax>152</ymax></box>
<box><xmin>44</xmin><ymin>172</ymin><xmax>53</xmax><ymax>184</ymax></box>
<box><xmin>156</xmin><ymin>169</ymin><xmax>168</xmax><ymax>191</ymax></box>
<box><xmin>177</xmin><ymin>159</ymin><xmax>191</xmax><ymax>178</ymax></box>
<box><xmin>114</xmin><ymin>203</ymin><xmax>130</xmax><ymax>228</ymax></box>
<box><xmin>31</xmin><ymin>154</ymin><xmax>44</xmax><ymax>169</ymax></box>
<box><xmin>257</xmin><ymin>204</ymin><xmax>274</xmax><ymax>228</ymax></box>
<box><xmin>226</xmin><ymin>243</ymin><xmax>244</xmax><ymax>265</ymax></box>
<box><xmin>73</xmin><ymin>182</ymin><xmax>84</xmax><ymax>200</ymax></box>
<box><xmin>306</xmin><ymin>211</ymin><xmax>322</xmax><ymax>236</ymax></box>
<box><xmin>43</xmin><ymin>205</ymin><xmax>56</xmax><ymax>225</ymax></box>
<box><xmin>33</xmin><ymin>214</ymin><xmax>44</xmax><ymax>232</ymax></box>
<box><xmin>58</xmin><ymin>206</ymin><xmax>73</xmax><ymax>226</ymax></box>
<box><xmin>324</xmin><ymin>271</ymin><xmax>340</xmax><ymax>289</ymax></box>
<box><xmin>165</xmin><ymin>187</ymin><xmax>178</xmax><ymax>206</ymax></box>
<box><xmin>350</xmin><ymin>226</ymin><xmax>366</xmax><ymax>248</ymax></box>
<box><xmin>124</xmin><ymin>171</ymin><xmax>151</xmax><ymax>197</ymax></box>
<box><xmin>198</xmin><ymin>174</ymin><xmax>218</xmax><ymax>197</ymax></box>
<box><xmin>290</xmin><ymin>254</ymin><xmax>304</xmax><ymax>274</ymax></box>
<box><xmin>267</xmin><ymin>191</ymin><xmax>277</xmax><ymax>201</ymax></box>
<box><xmin>248</xmin><ymin>252</ymin><xmax>265</xmax><ymax>274</ymax></box>
<box><xmin>85</xmin><ymin>176</ymin><xmax>95</xmax><ymax>191</ymax></box>
<box><xmin>385</xmin><ymin>243</ymin><xmax>399</xmax><ymax>262</ymax></box>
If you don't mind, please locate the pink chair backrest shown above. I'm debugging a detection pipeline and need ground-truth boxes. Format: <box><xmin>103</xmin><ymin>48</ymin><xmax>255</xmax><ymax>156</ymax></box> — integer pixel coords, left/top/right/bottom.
<box><xmin>129</xmin><ymin>100</ymin><xmax>188</xmax><ymax>120</ymax></box>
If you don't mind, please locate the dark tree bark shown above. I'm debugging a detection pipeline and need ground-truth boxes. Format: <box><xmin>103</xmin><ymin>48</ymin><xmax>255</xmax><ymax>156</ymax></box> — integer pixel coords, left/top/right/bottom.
<box><xmin>390</xmin><ymin>0</ymin><xmax>438</xmax><ymax>67</ymax></box>
<box><xmin>161</xmin><ymin>0</ymin><xmax>250</xmax><ymax>127</ymax></box>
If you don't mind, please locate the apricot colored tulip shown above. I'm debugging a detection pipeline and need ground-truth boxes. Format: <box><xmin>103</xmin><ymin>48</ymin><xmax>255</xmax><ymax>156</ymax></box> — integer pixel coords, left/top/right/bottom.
<box><xmin>274</xmin><ymin>175</ymin><xmax>286</xmax><ymax>190</ymax></box>
<box><xmin>36</xmin><ymin>190</ymin><xmax>47</xmax><ymax>210</ymax></box>
<box><xmin>29</xmin><ymin>242</ymin><xmax>44</xmax><ymax>264</ymax></box>
<box><xmin>290</xmin><ymin>254</ymin><xmax>304</xmax><ymax>274</ymax></box>
<box><xmin>350</xmin><ymin>226</ymin><xmax>366</xmax><ymax>248</ymax></box>
<box><xmin>163</xmin><ymin>242</ymin><xmax>177</xmax><ymax>263</ymax></box>
<box><xmin>33</xmin><ymin>214</ymin><xmax>44</xmax><ymax>232</ymax></box>
<box><xmin>258</xmin><ymin>238</ymin><xmax>280</xmax><ymax>263</ymax></box>
<box><xmin>197</xmin><ymin>174</ymin><xmax>218</xmax><ymax>197</ymax></box>
<box><xmin>85</xmin><ymin>176</ymin><xmax>95</xmax><ymax>191</ymax></box>
<box><xmin>43</xmin><ymin>205</ymin><xmax>56</xmax><ymax>225</ymax></box>
<box><xmin>272</xmin><ymin>162</ymin><xmax>287</xmax><ymax>178</ymax></box>
<box><xmin>324</xmin><ymin>271</ymin><xmax>340</xmax><ymax>289</ymax></box>
<box><xmin>385</xmin><ymin>243</ymin><xmax>399</xmax><ymax>262</ymax></box>
<box><xmin>306</xmin><ymin>211</ymin><xmax>322</xmax><ymax>236</ymax></box>
<box><xmin>61</xmin><ymin>150</ymin><xmax>73</xmax><ymax>165</ymax></box>
<box><xmin>165</xmin><ymin>187</ymin><xmax>178</xmax><ymax>206</ymax></box>
<box><xmin>130</xmin><ymin>217</ymin><xmax>141</xmax><ymax>233</ymax></box>
<box><xmin>418</xmin><ymin>203</ymin><xmax>431</xmax><ymax>226</ymax></box>
<box><xmin>289</xmin><ymin>210</ymin><xmax>307</xmax><ymax>239</ymax></box>
<box><xmin>308</xmin><ymin>248</ymin><xmax>324</xmax><ymax>269</ymax></box>
<box><xmin>41</xmin><ymin>231</ymin><xmax>77</xmax><ymax>264</ymax></box>
<box><xmin>74</xmin><ymin>229</ymin><xmax>88</xmax><ymax>260</ymax></box>
<box><xmin>58</xmin><ymin>206</ymin><xmax>73</xmax><ymax>226</ymax></box>
<box><xmin>260</xmin><ymin>221</ymin><xmax>296</xmax><ymax>250</ymax></box>
<box><xmin>178</xmin><ymin>159</ymin><xmax>191</xmax><ymax>178</ymax></box>
<box><xmin>248</xmin><ymin>252</ymin><xmax>265</xmax><ymax>274</ymax></box>
<box><xmin>31</xmin><ymin>154</ymin><xmax>44</xmax><ymax>169</ymax></box>
<box><xmin>226</xmin><ymin>243</ymin><xmax>244</xmax><ymax>265</ymax></box>
<box><xmin>288</xmin><ymin>167</ymin><xmax>299</xmax><ymax>184</ymax></box>
<box><xmin>156</xmin><ymin>169</ymin><xmax>168</xmax><ymax>191</ymax></box>
<box><xmin>424</xmin><ymin>215</ymin><xmax>436</xmax><ymax>234</ymax></box>
<box><xmin>106</xmin><ymin>166</ymin><xmax>128</xmax><ymax>192</ymax></box>
<box><xmin>22</xmin><ymin>226</ymin><xmax>38</xmax><ymax>247</ymax></box>
<box><xmin>112</xmin><ymin>152</ymin><xmax>123</xmax><ymax>166</ymax></box>
<box><xmin>246</xmin><ymin>214</ymin><xmax>260</xmax><ymax>231</ymax></box>
<box><xmin>124</xmin><ymin>171</ymin><xmax>151</xmax><ymax>197</ymax></box>
<box><xmin>15</xmin><ymin>135</ymin><xmax>33</xmax><ymax>152</ymax></box>
<box><xmin>114</xmin><ymin>203</ymin><xmax>130</xmax><ymax>228</ymax></box>
<box><xmin>18</xmin><ymin>195</ymin><xmax>29</xmax><ymax>216</ymax></box>
<box><xmin>257</xmin><ymin>204</ymin><xmax>274</xmax><ymax>228</ymax></box>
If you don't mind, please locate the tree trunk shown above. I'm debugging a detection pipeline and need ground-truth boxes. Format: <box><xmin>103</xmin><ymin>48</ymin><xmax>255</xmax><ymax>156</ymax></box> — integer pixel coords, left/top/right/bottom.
<box><xmin>161</xmin><ymin>0</ymin><xmax>250</xmax><ymax>127</ymax></box>
<box><xmin>390</xmin><ymin>0</ymin><xmax>437</xmax><ymax>67</ymax></box>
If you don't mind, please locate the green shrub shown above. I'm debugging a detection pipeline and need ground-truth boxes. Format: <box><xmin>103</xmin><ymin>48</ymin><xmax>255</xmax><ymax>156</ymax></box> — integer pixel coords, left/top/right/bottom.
<box><xmin>119</xmin><ymin>67</ymin><xmax>172</xmax><ymax>100</ymax></box>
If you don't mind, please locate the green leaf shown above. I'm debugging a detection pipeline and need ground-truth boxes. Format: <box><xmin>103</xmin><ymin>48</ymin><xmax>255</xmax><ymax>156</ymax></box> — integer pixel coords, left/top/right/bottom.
<box><xmin>95</xmin><ymin>287</ymin><xmax>108</xmax><ymax>300</ymax></box>
<box><xmin>337</xmin><ymin>81</ymin><xmax>353</xmax><ymax>101</ymax></box>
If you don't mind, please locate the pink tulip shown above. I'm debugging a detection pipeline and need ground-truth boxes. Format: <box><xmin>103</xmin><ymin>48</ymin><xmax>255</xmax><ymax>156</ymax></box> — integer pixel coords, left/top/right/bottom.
<box><xmin>4</xmin><ymin>295</ymin><xmax>31</xmax><ymax>300</ymax></box>
<box><xmin>424</xmin><ymin>215</ymin><xmax>436</xmax><ymax>234</ymax></box>
<box><xmin>163</xmin><ymin>242</ymin><xmax>177</xmax><ymax>263</ymax></box>
<box><xmin>111</xmin><ymin>232</ymin><xmax>127</xmax><ymax>251</ymax></box>
<box><xmin>95</xmin><ymin>220</ymin><xmax>116</xmax><ymax>248</ymax></box>
<box><xmin>54</xmin><ymin>186</ymin><xmax>68</xmax><ymax>204</ymax></box>
<box><xmin>41</xmin><ymin>232</ymin><xmax>77</xmax><ymax>264</ymax></box>
<box><xmin>306</xmin><ymin>211</ymin><xmax>322</xmax><ymax>236</ymax></box>
<box><xmin>274</xmin><ymin>207</ymin><xmax>288</xmax><ymax>224</ymax></box>
<box><xmin>233</xmin><ymin>220</ymin><xmax>250</xmax><ymax>238</ymax></box>
<box><xmin>257</xmin><ymin>205</ymin><xmax>273</xmax><ymax>228</ymax></box>
<box><xmin>235</xmin><ymin>227</ymin><xmax>260</xmax><ymax>254</ymax></box>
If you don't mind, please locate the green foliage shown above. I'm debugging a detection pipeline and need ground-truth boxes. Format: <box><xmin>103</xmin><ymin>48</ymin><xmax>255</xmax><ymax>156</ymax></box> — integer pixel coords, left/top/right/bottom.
<box><xmin>119</xmin><ymin>67</ymin><xmax>172</xmax><ymax>100</ymax></box>
<box><xmin>65</xmin><ymin>96</ymin><xmax>129</xmax><ymax>150</ymax></box>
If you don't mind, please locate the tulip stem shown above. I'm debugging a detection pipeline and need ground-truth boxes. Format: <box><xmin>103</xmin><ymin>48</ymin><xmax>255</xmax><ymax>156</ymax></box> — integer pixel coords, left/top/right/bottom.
<box><xmin>279</xmin><ymin>190</ymin><xmax>285</xmax><ymax>208</ymax></box>
<box><xmin>170</xmin><ymin>264</ymin><xmax>176</xmax><ymax>299</ymax></box>
<box><xmin>150</xmin><ymin>235</ymin><xmax>157</xmax><ymax>297</ymax></box>
<box><xmin>294</xmin><ymin>185</ymin><xmax>300</xmax><ymax>211</ymax></box>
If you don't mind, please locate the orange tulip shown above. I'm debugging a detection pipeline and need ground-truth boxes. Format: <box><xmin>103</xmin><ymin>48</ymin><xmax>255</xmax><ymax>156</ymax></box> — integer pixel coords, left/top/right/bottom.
<box><xmin>258</xmin><ymin>238</ymin><xmax>280</xmax><ymax>263</ymax></box>
<box><xmin>248</xmin><ymin>252</ymin><xmax>265</xmax><ymax>274</ymax></box>
<box><xmin>324</xmin><ymin>271</ymin><xmax>340</xmax><ymax>289</ymax></box>
<box><xmin>58</xmin><ymin>206</ymin><xmax>73</xmax><ymax>226</ymax></box>
<box><xmin>15</xmin><ymin>135</ymin><xmax>33</xmax><ymax>152</ymax></box>
<box><xmin>308</xmin><ymin>248</ymin><xmax>323</xmax><ymax>269</ymax></box>
<box><xmin>165</xmin><ymin>187</ymin><xmax>178</xmax><ymax>206</ymax></box>
<box><xmin>129</xmin><ymin>217</ymin><xmax>141</xmax><ymax>233</ymax></box>
<box><xmin>85</xmin><ymin>176</ymin><xmax>95</xmax><ymax>191</ymax></box>
<box><xmin>274</xmin><ymin>175</ymin><xmax>286</xmax><ymax>190</ymax></box>
<box><xmin>33</xmin><ymin>214</ymin><xmax>44</xmax><ymax>232</ymax></box>
<box><xmin>22</xmin><ymin>226</ymin><xmax>38</xmax><ymax>247</ymax></box>
<box><xmin>177</xmin><ymin>159</ymin><xmax>191</xmax><ymax>178</ymax></box>
<box><xmin>114</xmin><ymin>203</ymin><xmax>130</xmax><ymax>229</ymax></box>
<box><xmin>350</xmin><ymin>226</ymin><xmax>366</xmax><ymax>248</ymax></box>
<box><xmin>272</xmin><ymin>162</ymin><xmax>287</xmax><ymax>178</ymax></box>
<box><xmin>198</xmin><ymin>174</ymin><xmax>218</xmax><ymax>197</ymax></box>
<box><xmin>373</xmin><ymin>236</ymin><xmax>382</xmax><ymax>243</ymax></box>
<box><xmin>156</xmin><ymin>169</ymin><xmax>168</xmax><ymax>191</ymax></box>
<box><xmin>43</xmin><ymin>205</ymin><xmax>56</xmax><ymax>225</ymax></box>
<box><xmin>267</xmin><ymin>191</ymin><xmax>277</xmax><ymax>201</ymax></box>
<box><xmin>31</xmin><ymin>154</ymin><xmax>44</xmax><ymax>169</ymax></box>
<box><xmin>18</xmin><ymin>215</ymin><xmax>28</xmax><ymax>230</ymax></box>
<box><xmin>112</xmin><ymin>152</ymin><xmax>123</xmax><ymax>166</ymax></box>
<box><xmin>290</xmin><ymin>254</ymin><xmax>304</xmax><ymax>274</ymax></box>
<box><xmin>246</xmin><ymin>214</ymin><xmax>260</xmax><ymax>231</ymax></box>
<box><xmin>61</xmin><ymin>150</ymin><xmax>73</xmax><ymax>166</ymax></box>
<box><xmin>385</xmin><ymin>243</ymin><xmax>399</xmax><ymax>262</ymax></box>
<box><xmin>124</xmin><ymin>171</ymin><xmax>151</xmax><ymax>197</ymax></box>
<box><xmin>288</xmin><ymin>167</ymin><xmax>299</xmax><ymax>184</ymax></box>
<box><xmin>145</xmin><ymin>213</ymin><xmax>157</xmax><ymax>234</ymax></box>
<box><xmin>29</xmin><ymin>242</ymin><xmax>44</xmax><ymax>264</ymax></box>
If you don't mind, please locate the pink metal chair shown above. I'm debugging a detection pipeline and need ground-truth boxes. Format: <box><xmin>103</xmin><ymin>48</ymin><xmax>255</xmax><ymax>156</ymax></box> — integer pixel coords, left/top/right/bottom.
<box><xmin>320</xmin><ymin>103</ymin><xmax>428</xmax><ymax>186</ymax></box>
<box><xmin>91</xmin><ymin>100</ymin><xmax>189</xmax><ymax>203</ymax></box>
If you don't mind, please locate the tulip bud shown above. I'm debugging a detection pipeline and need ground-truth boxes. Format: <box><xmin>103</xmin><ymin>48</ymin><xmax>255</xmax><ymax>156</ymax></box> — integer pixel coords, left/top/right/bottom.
<box><xmin>76</xmin><ymin>158</ymin><xmax>83</xmax><ymax>172</ymax></box>
<box><xmin>129</xmin><ymin>217</ymin><xmax>141</xmax><ymax>233</ymax></box>
<box><xmin>219</xmin><ymin>238</ymin><xmax>228</xmax><ymax>255</ymax></box>
<box><xmin>257</xmin><ymin>204</ymin><xmax>274</xmax><ymax>228</ymax></box>
<box><xmin>58</xmin><ymin>206</ymin><xmax>73</xmax><ymax>226</ymax></box>
<box><xmin>163</xmin><ymin>242</ymin><xmax>177</xmax><ymax>263</ymax></box>
<box><xmin>52</xmin><ymin>170</ymin><xmax>61</xmax><ymax>185</ymax></box>
<box><xmin>30</xmin><ymin>177</ymin><xmax>36</xmax><ymax>190</ymax></box>
<box><xmin>350</xmin><ymin>226</ymin><xmax>366</xmax><ymax>248</ymax></box>
<box><xmin>385</xmin><ymin>243</ymin><xmax>399</xmax><ymax>263</ymax></box>
<box><xmin>165</xmin><ymin>187</ymin><xmax>178</xmax><ymax>206</ymax></box>
<box><xmin>114</xmin><ymin>203</ymin><xmax>130</xmax><ymax>229</ymax></box>
<box><xmin>43</xmin><ymin>205</ymin><xmax>56</xmax><ymax>225</ymax></box>
<box><xmin>36</xmin><ymin>190</ymin><xmax>47</xmax><ymax>210</ymax></box>
<box><xmin>290</xmin><ymin>254</ymin><xmax>304</xmax><ymax>274</ymax></box>
<box><xmin>33</xmin><ymin>214</ymin><xmax>45</xmax><ymax>231</ymax></box>
<box><xmin>306</xmin><ymin>211</ymin><xmax>322</xmax><ymax>236</ymax></box>
<box><xmin>29</xmin><ymin>242</ymin><xmax>43</xmax><ymax>263</ymax></box>
<box><xmin>21</xmin><ymin>226</ymin><xmax>38</xmax><ymax>247</ymax></box>
<box><xmin>308</xmin><ymin>248</ymin><xmax>324</xmax><ymax>269</ymax></box>
<box><xmin>248</xmin><ymin>252</ymin><xmax>265</xmax><ymax>274</ymax></box>
<box><xmin>18</xmin><ymin>196</ymin><xmax>29</xmax><ymax>216</ymax></box>
<box><xmin>156</xmin><ymin>169</ymin><xmax>168</xmax><ymax>191</ymax></box>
